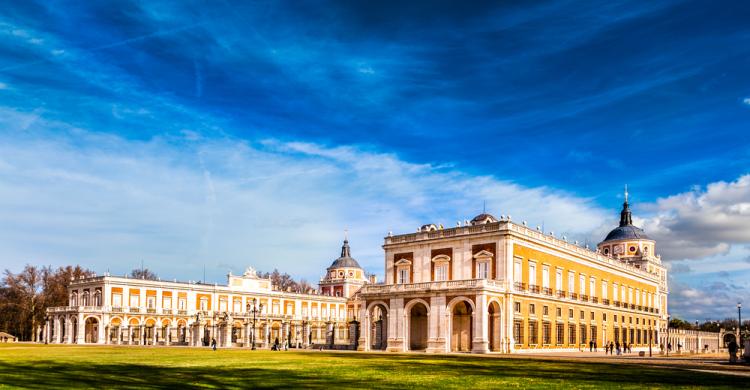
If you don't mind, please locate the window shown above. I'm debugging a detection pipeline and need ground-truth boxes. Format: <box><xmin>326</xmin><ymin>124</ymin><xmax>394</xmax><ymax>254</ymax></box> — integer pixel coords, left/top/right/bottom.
<box><xmin>514</xmin><ymin>260</ymin><xmax>522</xmax><ymax>283</ymax></box>
<box><xmin>603</xmin><ymin>313</ymin><xmax>607</xmax><ymax>322</ymax></box>
<box><xmin>579</xmin><ymin>275</ymin><xmax>585</xmax><ymax>295</ymax></box>
<box><xmin>529</xmin><ymin>263</ymin><xmax>537</xmax><ymax>287</ymax></box>
<box><xmin>628</xmin><ymin>288</ymin><xmax>633</xmax><ymax>304</ymax></box>
<box><xmin>590</xmin><ymin>326</ymin><xmax>597</xmax><ymax>345</ymax></box>
<box><xmin>477</xmin><ymin>261</ymin><xmax>489</xmax><ymax>279</ymax></box>
<box><xmin>603</xmin><ymin>247</ymin><xmax>609</xmax><ymax>255</ymax></box>
<box><xmin>529</xmin><ymin>321</ymin><xmax>538</xmax><ymax>345</ymax></box>
<box><xmin>513</xmin><ymin>320</ymin><xmax>523</xmax><ymax>344</ymax></box>
<box><xmin>629</xmin><ymin>245</ymin><xmax>636</xmax><ymax>253</ymax></box>
<box><xmin>129</xmin><ymin>294</ymin><xmax>139</xmax><ymax>308</ymax></box>
<box><xmin>589</xmin><ymin>277</ymin><xmax>595</xmax><ymax>297</ymax></box>
<box><xmin>542</xmin><ymin>266</ymin><xmax>550</xmax><ymax>289</ymax></box>
<box><xmin>613</xmin><ymin>284</ymin><xmax>618</xmax><ymax>302</ymax></box>
<box><xmin>580</xmin><ymin>310</ymin><xmax>584</xmax><ymax>320</ymax></box>
<box><xmin>556</xmin><ymin>307</ymin><xmax>562</xmax><ymax>317</ymax></box>
<box><xmin>555</xmin><ymin>269</ymin><xmax>563</xmax><ymax>292</ymax></box>
<box><xmin>636</xmin><ymin>289</ymin><xmax>640</xmax><ymax>305</ymax></box>
<box><xmin>579</xmin><ymin>325</ymin><xmax>587</xmax><ymax>344</ymax></box>
<box><xmin>112</xmin><ymin>294</ymin><xmax>122</xmax><ymax>307</ymax></box>
<box><xmin>568</xmin><ymin>309</ymin><xmax>574</xmax><ymax>319</ymax></box>
<box><xmin>179</xmin><ymin>299</ymin><xmax>186</xmax><ymax>310</ymax></box>
<box><xmin>543</xmin><ymin>305</ymin><xmax>549</xmax><ymax>316</ymax></box>
<box><xmin>200</xmin><ymin>298</ymin><xmax>208</xmax><ymax>311</ymax></box>
<box><xmin>435</xmin><ymin>263</ymin><xmax>448</xmax><ymax>281</ymax></box>
<box><xmin>568</xmin><ymin>272</ymin><xmax>575</xmax><ymax>293</ymax></box>
<box><xmin>602</xmin><ymin>281</ymin><xmax>608</xmax><ymax>300</ymax></box>
<box><xmin>542</xmin><ymin>322</ymin><xmax>551</xmax><ymax>344</ymax></box>
<box><xmin>529</xmin><ymin>304</ymin><xmax>536</xmax><ymax>315</ymax></box>
<box><xmin>568</xmin><ymin>324</ymin><xmax>577</xmax><ymax>345</ymax></box>
<box><xmin>164</xmin><ymin>297</ymin><xmax>172</xmax><ymax>309</ymax></box>
<box><xmin>590</xmin><ymin>311</ymin><xmax>595</xmax><ymax>320</ymax></box>
<box><xmin>556</xmin><ymin>323</ymin><xmax>564</xmax><ymax>345</ymax></box>
<box><xmin>398</xmin><ymin>268</ymin><xmax>409</xmax><ymax>284</ymax></box>
<box><xmin>514</xmin><ymin>301</ymin><xmax>521</xmax><ymax>313</ymax></box>
<box><xmin>614</xmin><ymin>314</ymin><xmax>618</xmax><ymax>322</ymax></box>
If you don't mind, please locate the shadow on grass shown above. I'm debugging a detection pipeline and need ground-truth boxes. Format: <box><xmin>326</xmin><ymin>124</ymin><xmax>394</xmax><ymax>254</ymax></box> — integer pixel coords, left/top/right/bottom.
<box><xmin>0</xmin><ymin>352</ymin><xmax>744</xmax><ymax>389</ymax></box>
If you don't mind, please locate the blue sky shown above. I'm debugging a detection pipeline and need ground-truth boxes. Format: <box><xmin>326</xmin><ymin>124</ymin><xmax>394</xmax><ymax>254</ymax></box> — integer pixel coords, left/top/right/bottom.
<box><xmin>0</xmin><ymin>1</ymin><xmax>749</xmax><ymax>321</ymax></box>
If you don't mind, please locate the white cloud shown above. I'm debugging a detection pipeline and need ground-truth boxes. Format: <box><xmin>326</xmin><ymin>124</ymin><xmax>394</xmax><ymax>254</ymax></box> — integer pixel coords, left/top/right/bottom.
<box><xmin>0</xmin><ymin>125</ymin><xmax>608</xmax><ymax>283</ymax></box>
<box><xmin>640</xmin><ymin>175</ymin><xmax>750</xmax><ymax>261</ymax></box>
<box><xmin>0</xmin><ymin>82</ymin><xmax>7</xmax><ymax>90</ymax></box>
<box><xmin>743</xmin><ymin>97</ymin><xmax>750</xmax><ymax>106</ymax></box>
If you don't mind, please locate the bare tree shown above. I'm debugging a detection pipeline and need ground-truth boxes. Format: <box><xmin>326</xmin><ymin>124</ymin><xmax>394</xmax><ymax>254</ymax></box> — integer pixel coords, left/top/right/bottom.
<box><xmin>130</xmin><ymin>268</ymin><xmax>159</xmax><ymax>281</ymax></box>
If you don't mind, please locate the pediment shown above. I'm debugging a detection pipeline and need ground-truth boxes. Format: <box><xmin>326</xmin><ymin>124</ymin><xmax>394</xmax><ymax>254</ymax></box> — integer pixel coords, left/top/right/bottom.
<box><xmin>431</xmin><ymin>254</ymin><xmax>451</xmax><ymax>263</ymax></box>
<box><xmin>473</xmin><ymin>250</ymin><xmax>494</xmax><ymax>260</ymax></box>
<box><xmin>394</xmin><ymin>258</ymin><xmax>412</xmax><ymax>266</ymax></box>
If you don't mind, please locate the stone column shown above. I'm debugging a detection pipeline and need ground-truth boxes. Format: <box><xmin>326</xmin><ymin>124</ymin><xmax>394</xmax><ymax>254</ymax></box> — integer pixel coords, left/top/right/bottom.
<box><xmin>224</xmin><ymin>324</ymin><xmax>232</xmax><ymax>348</ymax></box>
<box><xmin>427</xmin><ymin>296</ymin><xmax>447</xmax><ymax>353</ymax></box>
<box><xmin>387</xmin><ymin>298</ymin><xmax>405</xmax><ymax>352</ymax></box>
<box><xmin>165</xmin><ymin>326</ymin><xmax>171</xmax><ymax>346</ymax></box>
<box><xmin>75</xmin><ymin>313</ymin><xmax>85</xmax><ymax>344</ymax></box>
<box><xmin>472</xmin><ymin>294</ymin><xmax>489</xmax><ymax>353</ymax></box>
<box><xmin>103</xmin><ymin>325</ymin><xmax>109</xmax><ymax>345</ymax></box>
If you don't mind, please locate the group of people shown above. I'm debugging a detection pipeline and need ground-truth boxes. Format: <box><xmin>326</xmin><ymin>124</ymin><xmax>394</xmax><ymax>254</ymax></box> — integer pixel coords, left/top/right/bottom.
<box><xmin>603</xmin><ymin>341</ymin><xmax>632</xmax><ymax>355</ymax></box>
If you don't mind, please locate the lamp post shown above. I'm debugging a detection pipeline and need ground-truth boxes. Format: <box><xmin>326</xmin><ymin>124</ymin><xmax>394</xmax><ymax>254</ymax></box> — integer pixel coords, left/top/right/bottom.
<box><xmin>247</xmin><ymin>298</ymin><xmax>263</xmax><ymax>350</ymax></box>
<box><xmin>648</xmin><ymin>325</ymin><xmax>652</xmax><ymax>357</ymax></box>
<box><xmin>738</xmin><ymin>302</ymin><xmax>742</xmax><ymax>353</ymax></box>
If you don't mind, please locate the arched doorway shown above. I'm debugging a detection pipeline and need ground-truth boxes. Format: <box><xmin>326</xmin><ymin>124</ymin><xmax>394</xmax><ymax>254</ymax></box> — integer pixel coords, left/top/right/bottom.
<box><xmin>408</xmin><ymin>302</ymin><xmax>429</xmax><ymax>351</ymax></box>
<box><xmin>110</xmin><ymin>318</ymin><xmax>122</xmax><ymax>343</ymax></box>
<box><xmin>70</xmin><ymin>317</ymin><xmax>78</xmax><ymax>344</ymax></box>
<box><xmin>451</xmin><ymin>300</ymin><xmax>473</xmax><ymax>352</ymax></box>
<box><xmin>144</xmin><ymin>319</ymin><xmax>156</xmax><ymax>345</ymax></box>
<box><xmin>368</xmin><ymin>303</ymin><xmax>388</xmax><ymax>350</ymax></box>
<box><xmin>271</xmin><ymin>322</ymin><xmax>282</xmax><ymax>346</ymax></box>
<box><xmin>85</xmin><ymin>317</ymin><xmax>99</xmax><ymax>343</ymax></box>
<box><xmin>723</xmin><ymin>333</ymin><xmax>736</xmax><ymax>348</ymax></box>
<box><xmin>232</xmin><ymin>321</ymin><xmax>243</xmax><ymax>344</ymax></box>
<box><xmin>129</xmin><ymin>318</ymin><xmax>140</xmax><ymax>345</ymax></box>
<box><xmin>177</xmin><ymin>320</ymin><xmax>187</xmax><ymax>343</ymax></box>
<box><xmin>488</xmin><ymin>301</ymin><xmax>502</xmax><ymax>352</ymax></box>
<box><xmin>59</xmin><ymin>317</ymin><xmax>66</xmax><ymax>343</ymax></box>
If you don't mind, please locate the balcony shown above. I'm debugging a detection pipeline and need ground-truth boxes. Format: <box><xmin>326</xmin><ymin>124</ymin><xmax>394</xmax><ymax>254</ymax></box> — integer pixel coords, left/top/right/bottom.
<box><xmin>613</xmin><ymin>301</ymin><xmax>621</xmax><ymax>307</ymax></box>
<box><xmin>591</xmin><ymin>297</ymin><xmax>599</xmax><ymax>304</ymax></box>
<box><xmin>514</xmin><ymin>282</ymin><xmax>527</xmax><ymax>292</ymax></box>
<box><xmin>602</xmin><ymin>299</ymin><xmax>610</xmax><ymax>305</ymax></box>
<box><xmin>580</xmin><ymin>294</ymin><xmax>589</xmax><ymax>302</ymax></box>
<box><xmin>542</xmin><ymin>287</ymin><xmax>553</xmax><ymax>296</ymax></box>
<box><xmin>570</xmin><ymin>292</ymin><xmax>578</xmax><ymax>300</ymax></box>
<box><xmin>162</xmin><ymin>308</ymin><xmax>173</xmax><ymax>315</ymax></box>
<box><xmin>529</xmin><ymin>285</ymin><xmax>540</xmax><ymax>294</ymax></box>
<box><xmin>112</xmin><ymin>307</ymin><xmax>123</xmax><ymax>313</ymax></box>
<box><xmin>556</xmin><ymin>290</ymin><xmax>566</xmax><ymax>299</ymax></box>
<box><xmin>146</xmin><ymin>308</ymin><xmax>157</xmax><ymax>314</ymax></box>
<box><xmin>361</xmin><ymin>278</ymin><xmax>505</xmax><ymax>295</ymax></box>
<box><xmin>630</xmin><ymin>304</ymin><xmax>636</xmax><ymax>310</ymax></box>
<box><xmin>178</xmin><ymin>310</ymin><xmax>188</xmax><ymax>315</ymax></box>
<box><xmin>129</xmin><ymin>307</ymin><xmax>141</xmax><ymax>313</ymax></box>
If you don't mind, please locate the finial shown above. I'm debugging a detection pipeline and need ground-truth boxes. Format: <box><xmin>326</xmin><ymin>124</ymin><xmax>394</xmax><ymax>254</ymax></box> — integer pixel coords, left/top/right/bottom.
<box><xmin>344</xmin><ymin>228</ymin><xmax>348</xmax><ymax>242</ymax></box>
<box><xmin>624</xmin><ymin>184</ymin><xmax>629</xmax><ymax>203</ymax></box>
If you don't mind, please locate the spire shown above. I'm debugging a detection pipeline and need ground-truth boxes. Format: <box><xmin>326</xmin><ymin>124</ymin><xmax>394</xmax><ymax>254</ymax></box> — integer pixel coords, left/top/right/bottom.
<box><xmin>340</xmin><ymin>231</ymin><xmax>351</xmax><ymax>258</ymax></box>
<box><xmin>619</xmin><ymin>185</ymin><xmax>632</xmax><ymax>227</ymax></box>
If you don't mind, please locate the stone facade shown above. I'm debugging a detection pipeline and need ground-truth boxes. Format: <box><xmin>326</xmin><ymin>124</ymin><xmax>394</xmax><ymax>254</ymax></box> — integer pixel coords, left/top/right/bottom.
<box><xmin>45</xmin><ymin>195</ymin><xmax>694</xmax><ymax>354</ymax></box>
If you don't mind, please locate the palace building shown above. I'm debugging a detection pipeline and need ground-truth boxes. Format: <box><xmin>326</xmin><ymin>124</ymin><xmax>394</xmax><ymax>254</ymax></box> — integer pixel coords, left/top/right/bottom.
<box><xmin>44</xmin><ymin>192</ymin><xmax>670</xmax><ymax>354</ymax></box>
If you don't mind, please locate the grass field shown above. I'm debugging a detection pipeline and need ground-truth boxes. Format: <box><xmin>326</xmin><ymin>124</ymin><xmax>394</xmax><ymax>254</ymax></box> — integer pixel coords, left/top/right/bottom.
<box><xmin>0</xmin><ymin>344</ymin><xmax>745</xmax><ymax>389</ymax></box>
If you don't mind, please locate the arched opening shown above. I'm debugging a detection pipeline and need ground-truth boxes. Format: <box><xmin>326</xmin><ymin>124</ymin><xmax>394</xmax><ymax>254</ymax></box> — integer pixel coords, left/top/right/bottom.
<box><xmin>488</xmin><ymin>301</ymin><xmax>502</xmax><ymax>352</ymax></box>
<box><xmin>59</xmin><ymin>317</ymin><xmax>66</xmax><ymax>342</ymax></box>
<box><xmin>271</xmin><ymin>322</ymin><xmax>282</xmax><ymax>347</ymax></box>
<box><xmin>177</xmin><ymin>320</ymin><xmax>187</xmax><ymax>343</ymax></box>
<box><xmin>369</xmin><ymin>303</ymin><xmax>388</xmax><ymax>350</ymax></box>
<box><xmin>232</xmin><ymin>321</ymin><xmax>243</xmax><ymax>344</ymax></box>
<box><xmin>110</xmin><ymin>318</ymin><xmax>122</xmax><ymax>343</ymax></box>
<box><xmin>451</xmin><ymin>300</ymin><xmax>473</xmax><ymax>352</ymax></box>
<box><xmin>723</xmin><ymin>333</ymin><xmax>736</xmax><ymax>348</ymax></box>
<box><xmin>408</xmin><ymin>302</ymin><xmax>429</xmax><ymax>351</ymax></box>
<box><xmin>70</xmin><ymin>317</ymin><xmax>78</xmax><ymax>344</ymax></box>
<box><xmin>84</xmin><ymin>317</ymin><xmax>99</xmax><ymax>343</ymax></box>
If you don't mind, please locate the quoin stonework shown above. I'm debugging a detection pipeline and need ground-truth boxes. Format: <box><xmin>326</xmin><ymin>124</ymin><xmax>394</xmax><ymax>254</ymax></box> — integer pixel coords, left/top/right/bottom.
<box><xmin>45</xmin><ymin>193</ymin><xmax>689</xmax><ymax>353</ymax></box>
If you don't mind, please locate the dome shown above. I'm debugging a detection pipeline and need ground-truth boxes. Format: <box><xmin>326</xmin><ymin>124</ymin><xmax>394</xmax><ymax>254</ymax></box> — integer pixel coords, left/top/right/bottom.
<box><xmin>603</xmin><ymin>225</ymin><xmax>651</xmax><ymax>241</ymax></box>
<box><xmin>328</xmin><ymin>239</ymin><xmax>362</xmax><ymax>269</ymax></box>
<box><xmin>600</xmin><ymin>189</ymin><xmax>652</xmax><ymax>243</ymax></box>
<box><xmin>470</xmin><ymin>213</ymin><xmax>498</xmax><ymax>225</ymax></box>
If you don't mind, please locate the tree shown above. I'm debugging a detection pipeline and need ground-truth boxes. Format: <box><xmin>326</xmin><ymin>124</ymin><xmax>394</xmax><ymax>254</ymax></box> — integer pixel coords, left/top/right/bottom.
<box><xmin>258</xmin><ymin>269</ymin><xmax>313</xmax><ymax>293</ymax></box>
<box><xmin>0</xmin><ymin>264</ymin><xmax>93</xmax><ymax>341</ymax></box>
<box><xmin>130</xmin><ymin>268</ymin><xmax>159</xmax><ymax>281</ymax></box>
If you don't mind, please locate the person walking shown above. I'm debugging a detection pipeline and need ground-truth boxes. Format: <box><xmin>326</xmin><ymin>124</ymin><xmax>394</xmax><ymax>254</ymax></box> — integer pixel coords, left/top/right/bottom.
<box><xmin>211</xmin><ymin>338</ymin><xmax>217</xmax><ymax>351</ymax></box>
<box><xmin>728</xmin><ymin>339</ymin><xmax>738</xmax><ymax>363</ymax></box>
<box><xmin>274</xmin><ymin>337</ymin><xmax>280</xmax><ymax>351</ymax></box>
<box><xmin>610</xmin><ymin>342</ymin><xmax>614</xmax><ymax>355</ymax></box>
<box><xmin>605</xmin><ymin>343</ymin><xmax>609</xmax><ymax>354</ymax></box>
<box><xmin>594</xmin><ymin>341</ymin><xmax>598</xmax><ymax>352</ymax></box>
<box><xmin>589</xmin><ymin>340</ymin><xmax>593</xmax><ymax>352</ymax></box>
<box><xmin>615</xmin><ymin>341</ymin><xmax>621</xmax><ymax>355</ymax></box>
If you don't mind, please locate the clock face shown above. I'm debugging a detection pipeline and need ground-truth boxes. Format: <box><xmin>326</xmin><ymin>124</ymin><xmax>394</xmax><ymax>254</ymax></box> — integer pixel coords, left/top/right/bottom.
<box><xmin>348</xmin><ymin>271</ymin><xmax>354</xmax><ymax>277</ymax></box>
<box><xmin>613</xmin><ymin>245</ymin><xmax>623</xmax><ymax>254</ymax></box>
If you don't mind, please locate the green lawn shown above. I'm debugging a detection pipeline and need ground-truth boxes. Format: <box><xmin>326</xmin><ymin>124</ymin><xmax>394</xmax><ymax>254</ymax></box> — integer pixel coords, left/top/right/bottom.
<box><xmin>0</xmin><ymin>344</ymin><xmax>743</xmax><ymax>389</ymax></box>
